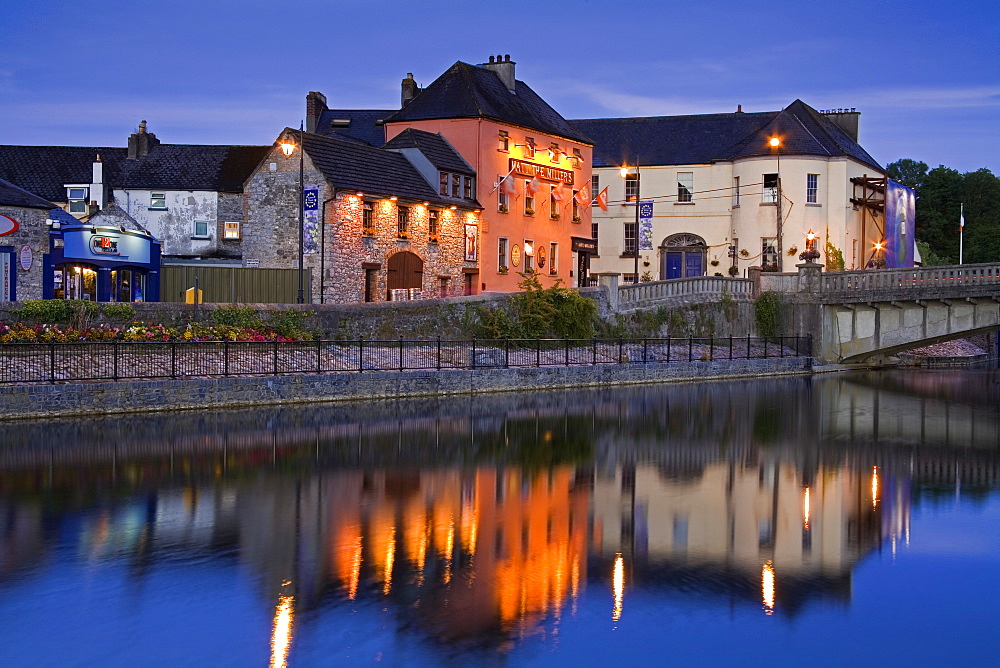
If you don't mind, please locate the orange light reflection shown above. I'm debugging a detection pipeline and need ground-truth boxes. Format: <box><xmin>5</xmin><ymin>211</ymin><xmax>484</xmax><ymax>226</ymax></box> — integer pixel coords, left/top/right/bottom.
<box><xmin>269</xmin><ymin>594</ymin><xmax>295</xmax><ymax>668</ymax></box>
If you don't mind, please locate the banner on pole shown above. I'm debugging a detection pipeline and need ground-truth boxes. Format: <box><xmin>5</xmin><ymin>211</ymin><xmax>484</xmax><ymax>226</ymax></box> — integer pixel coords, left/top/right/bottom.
<box><xmin>639</xmin><ymin>200</ymin><xmax>653</xmax><ymax>250</ymax></box>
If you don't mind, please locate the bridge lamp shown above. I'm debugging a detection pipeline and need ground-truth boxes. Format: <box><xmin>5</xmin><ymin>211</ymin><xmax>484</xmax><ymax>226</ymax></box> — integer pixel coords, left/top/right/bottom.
<box><xmin>800</xmin><ymin>229</ymin><xmax>821</xmax><ymax>264</ymax></box>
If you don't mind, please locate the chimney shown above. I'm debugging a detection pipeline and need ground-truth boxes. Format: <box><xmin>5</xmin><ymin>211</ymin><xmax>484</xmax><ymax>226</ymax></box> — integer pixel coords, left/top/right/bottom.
<box><xmin>91</xmin><ymin>153</ymin><xmax>106</xmax><ymax>210</ymax></box>
<box><xmin>401</xmin><ymin>73</ymin><xmax>419</xmax><ymax>107</ymax></box>
<box><xmin>480</xmin><ymin>54</ymin><xmax>516</xmax><ymax>92</ymax></box>
<box><xmin>736</xmin><ymin>104</ymin><xmax>743</xmax><ymax>113</ymax></box>
<box><xmin>822</xmin><ymin>107</ymin><xmax>860</xmax><ymax>142</ymax></box>
<box><xmin>306</xmin><ymin>91</ymin><xmax>328</xmax><ymax>133</ymax></box>
<box><xmin>127</xmin><ymin>120</ymin><xmax>160</xmax><ymax>159</ymax></box>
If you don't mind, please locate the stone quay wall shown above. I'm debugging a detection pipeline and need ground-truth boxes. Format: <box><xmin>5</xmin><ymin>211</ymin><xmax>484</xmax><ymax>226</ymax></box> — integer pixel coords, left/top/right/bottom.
<box><xmin>0</xmin><ymin>357</ymin><xmax>810</xmax><ymax>420</ymax></box>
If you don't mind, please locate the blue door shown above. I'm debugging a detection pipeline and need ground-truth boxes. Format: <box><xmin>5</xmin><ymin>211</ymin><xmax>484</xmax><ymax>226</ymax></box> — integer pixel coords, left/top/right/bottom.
<box><xmin>666</xmin><ymin>252</ymin><xmax>683</xmax><ymax>279</ymax></box>
<box><xmin>685</xmin><ymin>253</ymin><xmax>703</xmax><ymax>277</ymax></box>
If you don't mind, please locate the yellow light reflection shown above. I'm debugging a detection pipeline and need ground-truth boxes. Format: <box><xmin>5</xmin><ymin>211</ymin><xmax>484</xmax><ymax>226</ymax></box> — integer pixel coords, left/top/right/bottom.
<box><xmin>612</xmin><ymin>553</ymin><xmax>624</xmax><ymax>622</ymax></box>
<box><xmin>383</xmin><ymin>527</ymin><xmax>396</xmax><ymax>596</ymax></box>
<box><xmin>269</xmin><ymin>594</ymin><xmax>295</xmax><ymax>668</ymax></box>
<box><xmin>872</xmin><ymin>466</ymin><xmax>880</xmax><ymax>508</ymax></box>
<box><xmin>444</xmin><ymin>517</ymin><xmax>455</xmax><ymax>584</ymax></box>
<box><xmin>803</xmin><ymin>486</ymin><xmax>811</xmax><ymax>530</ymax></box>
<box><xmin>762</xmin><ymin>561</ymin><xmax>775</xmax><ymax>615</ymax></box>
<box><xmin>571</xmin><ymin>557</ymin><xmax>580</xmax><ymax>616</ymax></box>
<box><xmin>348</xmin><ymin>536</ymin><xmax>362</xmax><ymax>600</ymax></box>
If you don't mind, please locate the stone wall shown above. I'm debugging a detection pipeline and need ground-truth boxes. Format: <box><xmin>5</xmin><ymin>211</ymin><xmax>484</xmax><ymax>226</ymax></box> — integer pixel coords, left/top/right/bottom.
<box><xmin>0</xmin><ymin>204</ymin><xmax>49</xmax><ymax>301</ymax></box>
<box><xmin>0</xmin><ymin>357</ymin><xmax>811</xmax><ymax>420</ymax></box>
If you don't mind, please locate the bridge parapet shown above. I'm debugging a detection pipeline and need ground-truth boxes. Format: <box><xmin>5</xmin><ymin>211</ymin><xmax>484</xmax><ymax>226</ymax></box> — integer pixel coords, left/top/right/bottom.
<box><xmin>619</xmin><ymin>276</ymin><xmax>754</xmax><ymax>309</ymax></box>
<box><xmin>760</xmin><ymin>263</ymin><xmax>1000</xmax><ymax>304</ymax></box>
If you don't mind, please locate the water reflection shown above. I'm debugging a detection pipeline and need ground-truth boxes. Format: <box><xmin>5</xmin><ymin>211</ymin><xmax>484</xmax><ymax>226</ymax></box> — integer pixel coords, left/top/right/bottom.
<box><xmin>0</xmin><ymin>369</ymin><xmax>998</xmax><ymax>663</ymax></box>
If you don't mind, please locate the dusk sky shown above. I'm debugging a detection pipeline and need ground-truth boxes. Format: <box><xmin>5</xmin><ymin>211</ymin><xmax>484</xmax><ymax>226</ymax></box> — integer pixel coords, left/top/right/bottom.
<box><xmin>1</xmin><ymin>0</ymin><xmax>997</xmax><ymax>174</ymax></box>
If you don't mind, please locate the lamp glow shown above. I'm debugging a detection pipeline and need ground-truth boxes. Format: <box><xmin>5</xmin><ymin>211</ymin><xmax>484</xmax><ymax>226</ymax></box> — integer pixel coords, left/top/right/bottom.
<box><xmin>769</xmin><ymin>137</ymin><xmax>781</xmax><ymax>148</ymax></box>
<box><xmin>762</xmin><ymin>561</ymin><xmax>775</xmax><ymax>615</ymax></box>
<box><xmin>612</xmin><ymin>553</ymin><xmax>624</xmax><ymax>622</ymax></box>
<box><xmin>280</xmin><ymin>142</ymin><xmax>295</xmax><ymax>157</ymax></box>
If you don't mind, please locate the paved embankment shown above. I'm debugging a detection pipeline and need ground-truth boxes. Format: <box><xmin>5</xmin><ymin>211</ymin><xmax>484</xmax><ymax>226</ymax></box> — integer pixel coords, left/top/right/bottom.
<box><xmin>3</xmin><ymin>357</ymin><xmax>811</xmax><ymax>420</ymax></box>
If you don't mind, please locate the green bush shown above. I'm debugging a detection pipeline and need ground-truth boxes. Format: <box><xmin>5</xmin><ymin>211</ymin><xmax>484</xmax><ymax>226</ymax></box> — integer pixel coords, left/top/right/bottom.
<box><xmin>212</xmin><ymin>306</ymin><xmax>265</xmax><ymax>330</ymax></box>
<box><xmin>754</xmin><ymin>291</ymin><xmax>782</xmax><ymax>337</ymax></box>
<box><xmin>265</xmin><ymin>309</ymin><xmax>315</xmax><ymax>340</ymax></box>
<box><xmin>16</xmin><ymin>300</ymin><xmax>100</xmax><ymax>328</ymax></box>
<box><xmin>477</xmin><ymin>274</ymin><xmax>598</xmax><ymax>339</ymax></box>
<box><xmin>102</xmin><ymin>303</ymin><xmax>135</xmax><ymax>321</ymax></box>
<box><xmin>824</xmin><ymin>242</ymin><xmax>846</xmax><ymax>271</ymax></box>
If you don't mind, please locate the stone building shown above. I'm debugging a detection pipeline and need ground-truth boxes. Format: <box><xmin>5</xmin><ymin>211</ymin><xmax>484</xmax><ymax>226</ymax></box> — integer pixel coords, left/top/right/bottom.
<box><xmin>243</xmin><ymin>129</ymin><xmax>482</xmax><ymax>303</ymax></box>
<box><xmin>0</xmin><ymin>177</ymin><xmax>54</xmax><ymax>301</ymax></box>
<box><xmin>571</xmin><ymin>101</ymin><xmax>887</xmax><ymax>281</ymax></box>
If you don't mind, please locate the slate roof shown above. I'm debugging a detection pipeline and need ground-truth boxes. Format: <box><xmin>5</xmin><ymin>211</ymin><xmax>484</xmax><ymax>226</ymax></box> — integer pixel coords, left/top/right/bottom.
<box><xmin>0</xmin><ymin>143</ymin><xmax>271</xmax><ymax>201</ymax></box>
<box><xmin>316</xmin><ymin>109</ymin><xmax>395</xmax><ymax>146</ymax></box>
<box><xmin>85</xmin><ymin>202</ymin><xmax>148</xmax><ymax>233</ymax></box>
<box><xmin>0</xmin><ymin>176</ymin><xmax>56</xmax><ymax>209</ymax></box>
<box><xmin>294</xmin><ymin>130</ymin><xmax>481</xmax><ymax>208</ymax></box>
<box><xmin>570</xmin><ymin>100</ymin><xmax>882</xmax><ymax>172</ymax></box>
<box><xmin>383</xmin><ymin>129</ymin><xmax>475</xmax><ymax>175</ymax></box>
<box><xmin>385</xmin><ymin>61</ymin><xmax>593</xmax><ymax>145</ymax></box>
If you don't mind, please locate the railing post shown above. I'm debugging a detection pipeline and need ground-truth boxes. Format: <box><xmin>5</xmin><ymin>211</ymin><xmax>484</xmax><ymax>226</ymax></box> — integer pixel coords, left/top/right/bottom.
<box><xmin>643</xmin><ymin>338</ymin><xmax>648</xmax><ymax>364</ymax></box>
<box><xmin>764</xmin><ymin>338</ymin><xmax>768</xmax><ymax>359</ymax></box>
<box><xmin>224</xmin><ymin>340</ymin><xmax>229</xmax><ymax>376</ymax></box>
<box><xmin>536</xmin><ymin>339</ymin><xmax>541</xmax><ymax>367</ymax></box>
<box><xmin>472</xmin><ymin>339</ymin><xmax>477</xmax><ymax>369</ymax></box>
<box><xmin>592</xmin><ymin>338</ymin><xmax>597</xmax><ymax>366</ymax></box>
<box><xmin>317</xmin><ymin>339</ymin><xmax>322</xmax><ymax>373</ymax></box>
<box><xmin>618</xmin><ymin>338</ymin><xmax>623</xmax><ymax>365</ymax></box>
<box><xmin>565</xmin><ymin>338</ymin><xmax>570</xmax><ymax>366</ymax></box>
<box><xmin>113</xmin><ymin>341</ymin><xmax>119</xmax><ymax>381</ymax></box>
<box><xmin>437</xmin><ymin>337</ymin><xmax>442</xmax><ymax>371</ymax></box>
<box><xmin>729</xmin><ymin>335</ymin><xmax>733</xmax><ymax>360</ymax></box>
<box><xmin>399</xmin><ymin>337</ymin><xmax>404</xmax><ymax>372</ymax></box>
<box><xmin>358</xmin><ymin>339</ymin><xmax>363</xmax><ymax>373</ymax></box>
<box><xmin>688</xmin><ymin>337</ymin><xmax>693</xmax><ymax>362</ymax></box>
<box><xmin>747</xmin><ymin>334</ymin><xmax>751</xmax><ymax>359</ymax></box>
<box><xmin>172</xmin><ymin>341</ymin><xmax>177</xmax><ymax>379</ymax></box>
<box><xmin>709</xmin><ymin>337</ymin><xmax>713</xmax><ymax>361</ymax></box>
<box><xmin>505</xmin><ymin>337</ymin><xmax>509</xmax><ymax>368</ymax></box>
<box><xmin>273</xmin><ymin>340</ymin><xmax>278</xmax><ymax>375</ymax></box>
<box><xmin>49</xmin><ymin>343</ymin><xmax>55</xmax><ymax>384</ymax></box>
<box><xmin>667</xmin><ymin>336</ymin><xmax>671</xmax><ymax>363</ymax></box>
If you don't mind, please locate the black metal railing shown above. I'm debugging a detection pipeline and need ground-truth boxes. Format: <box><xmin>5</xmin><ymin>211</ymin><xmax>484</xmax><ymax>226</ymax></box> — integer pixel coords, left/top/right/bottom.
<box><xmin>0</xmin><ymin>336</ymin><xmax>812</xmax><ymax>384</ymax></box>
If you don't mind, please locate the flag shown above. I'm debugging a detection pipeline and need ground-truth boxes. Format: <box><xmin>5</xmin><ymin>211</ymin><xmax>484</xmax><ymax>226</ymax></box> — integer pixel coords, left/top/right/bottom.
<box><xmin>501</xmin><ymin>174</ymin><xmax>518</xmax><ymax>195</ymax></box>
<box><xmin>574</xmin><ymin>183</ymin><xmax>590</xmax><ymax>206</ymax></box>
<box><xmin>551</xmin><ymin>182</ymin><xmax>564</xmax><ymax>201</ymax></box>
<box><xmin>596</xmin><ymin>186</ymin><xmax>609</xmax><ymax>211</ymax></box>
<box><xmin>526</xmin><ymin>177</ymin><xmax>542</xmax><ymax>195</ymax></box>
<box><xmin>960</xmin><ymin>203</ymin><xmax>965</xmax><ymax>229</ymax></box>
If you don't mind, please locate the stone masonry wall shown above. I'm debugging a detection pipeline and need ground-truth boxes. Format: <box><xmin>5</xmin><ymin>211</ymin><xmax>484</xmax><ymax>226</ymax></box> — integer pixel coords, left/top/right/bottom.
<box><xmin>0</xmin><ymin>205</ymin><xmax>49</xmax><ymax>301</ymax></box>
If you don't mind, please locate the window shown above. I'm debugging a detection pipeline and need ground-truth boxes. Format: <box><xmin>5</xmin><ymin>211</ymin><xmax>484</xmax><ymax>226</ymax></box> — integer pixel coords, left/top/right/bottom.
<box><xmin>450</xmin><ymin>174</ymin><xmax>460</xmax><ymax>198</ymax></box>
<box><xmin>733</xmin><ymin>176</ymin><xmax>740</xmax><ymax>207</ymax></box>
<box><xmin>524</xmin><ymin>239</ymin><xmax>534</xmax><ymax>273</ymax></box>
<box><xmin>498</xmin><ymin>130</ymin><xmax>509</xmax><ymax>152</ymax></box>
<box><xmin>463</xmin><ymin>176</ymin><xmax>474</xmax><ymax>200</ymax></box>
<box><xmin>549</xmin><ymin>242</ymin><xmax>558</xmax><ymax>275</ymax></box>
<box><xmin>624</xmin><ymin>273</ymin><xmax>637</xmax><ymax>285</ymax></box>
<box><xmin>428</xmin><ymin>209</ymin><xmax>439</xmax><ymax>241</ymax></box>
<box><xmin>572</xmin><ymin>190</ymin><xmax>580</xmax><ymax>221</ymax></box>
<box><xmin>524</xmin><ymin>137</ymin><xmax>535</xmax><ymax>158</ymax></box>
<box><xmin>548</xmin><ymin>143</ymin><xmax>560</xmax><ymax>163</ymax></box>
<box><xmin>439</xmin><ymin>276</ymin><xmax>450</xmax><ymax>298</ymax></box>
<box><xmin>439</xmin><ymin>172</ymin><xmax>449</xmax><ymax>196</ymax></box>
<box><xmin>497</xmin><ymin>174</ymin><xmax>509</xmax><ymax>211</ymax></box>
<box><xmin>807</xmin><ymin>174</ymin><xmax>819</xmax><ymax>204</ymax></box>
<box><xmin>573</xmin><ymin>148</ymin><xmax>583</xmax><ymax>166</ymax></box>
<box><xmin>498</xmin><ymin>237</ymin><xmax>509</xmax><ymax>272</ymax></box>
<box><xmin>624</xmin><ymin>221</ymin><xmax>638</xmax><ymax>256</ymax></box>
<box><xmin>591</xmin><ymin>175</ymin><xmax>600</xmax><ymax>206</ymax></box>
<box><xmin>524</xmin><ymin>180</ymin><xmax>534</xmax><ymax>215</ymax></box>
<box><xmin>591</xmin><ymin>222</ymin><xmax>599</xmax><ymax>247</ymax></box>
<box><xmin>549</xmin><ymin>185</ymin><xmax>560</xmax><ymax>220</ymax></box>
<box><xmin>762</xmin><ymin>237</ymin><xmax>778</xmax><ymax>269</ymax></box>
<box><xmin>362</xmin><ymin>201</ymin><xmax>375</xmax><ymax>235</ymax></box>
<box><xmin>150</xmin><ymin>192</ymin><xmax>166</xmax><ymax>209</ymax></box>
<box><xmin>624</xmin><ymin>175</ymin><xmax>639</xmax><ymax>202</ymax></box>
<box><xmin>397</xmin><ymin>206</ymin><xmax>409</xmax><ymax>237</ymax></box>
<box><xmin>763</xmin><ymin>173</ymin><xmax>778</xmax><ymax>204</ymax></box>
<box><xmin>677</xmin><ymin>172</ymin><xmax>693</xmax><ymax>202</ymax></box>
<box><xmin>223</xmin><ymin>221</ymin><xmax>241</xmax><ymax>239</ymax></box>
<box><xmin>194</xmin><ymin>221</ymin><xmax>209</xmax><ymax>238</ymax></box>
<box><xmin>67</xmin><ymin>187</ymin><xmax>88</xmax><ymax>214</ymax></box>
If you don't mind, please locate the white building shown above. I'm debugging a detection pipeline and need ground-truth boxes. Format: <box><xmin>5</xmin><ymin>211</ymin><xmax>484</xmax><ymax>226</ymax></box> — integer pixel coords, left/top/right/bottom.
<box><xmin>571</xmin><ymin>101</ymin><xmax>885</xmax><ymax>281</ymax></box>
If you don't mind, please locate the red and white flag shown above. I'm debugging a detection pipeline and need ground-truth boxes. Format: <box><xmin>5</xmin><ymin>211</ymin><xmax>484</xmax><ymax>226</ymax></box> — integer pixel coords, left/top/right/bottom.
<box><xmin>595</xmin><ymin>186</ymin><xmax>609</xmax><ymax>211</ymax></box>
<box><xmin>574</xmin><ymin>183</ymin><xmax>591</xmax><ymax>205</ymax></box>
<box><xmin>501</xmin><ymin>174</ymin><xmax>518</xmax><ymax>195</ymax></box>
<box><xmin>551</xmin><ymin>182</ymin><xmax>564</xmax><ymax>201</ymax></box>
<box><xmin>526</xmin><ymin>177</ymin><xmax>542</xmax><ymax>195</ymax></box>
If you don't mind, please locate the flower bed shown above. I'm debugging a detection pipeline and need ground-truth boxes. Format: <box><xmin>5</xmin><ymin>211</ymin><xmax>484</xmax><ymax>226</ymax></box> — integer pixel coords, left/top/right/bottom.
<box><xmin>0</xmin><ymin>321</ymin><xmax>305</xmax><ymax>343</ymax></box>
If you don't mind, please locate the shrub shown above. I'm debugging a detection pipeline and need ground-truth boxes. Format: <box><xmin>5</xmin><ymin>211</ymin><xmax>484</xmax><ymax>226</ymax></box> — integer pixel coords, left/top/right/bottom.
<box><xmin>477</xmin><ymin>274</ymin><xmax>598</xmax><ymax>339</ymax></box>
<box><xmin>103</xmin><ymin>303</ymin><xmax>136</xmax><ymax>321</ymax></box>
<box><xmin>754</xmin><ymin>291</ymin><xmax>782</xmax><ymax>337</ymax></box>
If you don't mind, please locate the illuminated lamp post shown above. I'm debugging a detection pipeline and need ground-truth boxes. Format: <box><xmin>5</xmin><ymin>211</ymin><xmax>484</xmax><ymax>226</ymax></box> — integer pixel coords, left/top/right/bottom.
<box><xmin>620</xmin><ymin>164</ymin><xmax>640</xmax><ymax>283</ymax></box>
<box><xmin>799</xmin><ymin>229</ymin><xmax>821</xmax><ymax>264</ymax></box>
<box><xmin>769</xmin><ymin>137</ymin><xmax>782</xmax><ymax>270</ymax></box>
<box><xmin>280</xmin><ymin>122</ymin><xmax>306</xmax><ymax>303</ymax></box>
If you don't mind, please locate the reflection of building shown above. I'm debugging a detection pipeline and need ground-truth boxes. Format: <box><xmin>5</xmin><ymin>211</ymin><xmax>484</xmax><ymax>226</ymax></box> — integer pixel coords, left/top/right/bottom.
<box><xmin>593</xmin><ymin>460</ymin><xmax>900</xmax><ymax>615</ymax></box>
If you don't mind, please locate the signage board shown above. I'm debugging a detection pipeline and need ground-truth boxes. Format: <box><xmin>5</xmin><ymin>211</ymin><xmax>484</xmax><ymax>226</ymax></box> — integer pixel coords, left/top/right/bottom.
<box><xmin>61</xmin><ymin>229</ymin><xmax>150</xmax><ymax>264</ymax></box>
<box><xmin>571</xmin><ymin>236</ymin><xmax>597</xmax><ymax>253</ymax></box>
<box><xmin>19</xmin><ymin>245</ymin><xmax>32</xmax><ymax>271</ymax></box>
<box><xmin>508</xmin><ymin>159</ymin><xmax>574</xmax><ymax>186</ymax></box>
<box><xmin>0</xmin><ymin>253</ymin><xmax>10</xmax><ymax>301</ymax></box>
<box><xmin>0</xmin><ymin>214</ymin><xmax>18</xmax><ymax>236</ymax></box>
<box><xmin>639</xmin><ymin>200</ymin><xmax>653</xmax><ymax>250</ymax></box>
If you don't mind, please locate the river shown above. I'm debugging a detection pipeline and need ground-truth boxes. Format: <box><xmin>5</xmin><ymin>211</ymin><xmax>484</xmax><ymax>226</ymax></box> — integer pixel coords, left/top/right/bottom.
<box><xmin>1</xmin><ymin>368</ymin><xmax>998</xmax><ymax>665</ymax></box>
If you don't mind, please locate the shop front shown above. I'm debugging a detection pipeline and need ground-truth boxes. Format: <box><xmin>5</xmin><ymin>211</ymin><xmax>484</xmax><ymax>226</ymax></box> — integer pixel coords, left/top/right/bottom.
<box><xmin>44</xmin><ymin>223</ymin><xmax>161</xmax><ymax>302</ymax></box>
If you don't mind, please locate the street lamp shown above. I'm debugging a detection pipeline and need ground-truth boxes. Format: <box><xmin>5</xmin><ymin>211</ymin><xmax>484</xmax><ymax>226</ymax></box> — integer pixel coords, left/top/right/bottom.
<box><xmin>769</xmin><ymin>137</ymin><xmax>783</xmax><ymax>270</ymax></box>
<box><xmin>620</xmin><ymin>164</ymin><xmax>640</xmax><ymax>283</ymax></box>
<box><xmin>800</xmin><ymin>229</ymin><xmax>821</xmax><ymax>263</ymax></box>
<box><xmin>280</xmin><ymin>123</ymin><xmax>306</xmax><ymax>304</ymax></box>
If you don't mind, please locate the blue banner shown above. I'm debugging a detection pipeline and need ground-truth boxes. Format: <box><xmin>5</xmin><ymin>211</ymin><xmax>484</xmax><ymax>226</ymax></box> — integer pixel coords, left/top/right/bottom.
<box><xmin>884</xmin><ymin>181</ymin><xmax>916</xmax><ymax>268</ymax></box>
<box><xmin>639</xmin><ymin>200</ymin><xmax>653</xmax><ymax>250</ymax></box>
<box><xmin>303</xmin><ymin>187</ymin><xmax>319</xmax><ymax>211</ymax></box>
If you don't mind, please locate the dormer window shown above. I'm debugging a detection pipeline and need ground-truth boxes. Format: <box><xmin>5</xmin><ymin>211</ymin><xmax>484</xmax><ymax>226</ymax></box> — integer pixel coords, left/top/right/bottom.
<box><xmin>463</xmin><ymin>176</ymin><xmax>474</xmax><ymax>200</ymax></box>
<box><xmin>67</xmin><ymin>187</ymin><xmax>88</xmax><ymax>214</ymax></box>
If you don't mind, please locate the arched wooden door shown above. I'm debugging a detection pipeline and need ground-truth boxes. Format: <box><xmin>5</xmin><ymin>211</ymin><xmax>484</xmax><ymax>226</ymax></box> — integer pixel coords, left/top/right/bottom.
<box><xmin>660</xmin><ymin>233</ymin><xmax>707</xmax><ymax>279</ymax></box>
<box><xmin>386</xmin><ymin>251</ymin><xmax>423</xmax><ymax>299</ymax></box>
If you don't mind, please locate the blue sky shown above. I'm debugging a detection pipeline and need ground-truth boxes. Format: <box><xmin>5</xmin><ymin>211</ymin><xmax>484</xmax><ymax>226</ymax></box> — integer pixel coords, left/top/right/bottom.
<box><xmin>1</xmin><ymin>0</ymin><xmax>997</xmax><ymax>174</ymax></box>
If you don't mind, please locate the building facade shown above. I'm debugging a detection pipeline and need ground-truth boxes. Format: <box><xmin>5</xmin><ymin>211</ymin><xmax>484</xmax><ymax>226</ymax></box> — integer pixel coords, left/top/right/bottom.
<box><xmin>0</xmin><ymin>178</ymin><xmax>55</xmax><ymax>301</ymax></box>
<box><xmin>572</xmin><ymin>102</ymin><xmax>886</xmax><ymax>282</ymax></box>
<box><xmin>243</xmin><ymin>129</ymin><xmax>481</xmax><ymax>304</ymax></box>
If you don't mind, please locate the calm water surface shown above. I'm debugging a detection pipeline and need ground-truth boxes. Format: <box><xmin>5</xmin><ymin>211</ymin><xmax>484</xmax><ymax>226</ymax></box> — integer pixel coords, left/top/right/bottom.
<box><xmin>2</xmin><ymin>369</ymin><xmax>999</xmax><ymax>666</ymax></box>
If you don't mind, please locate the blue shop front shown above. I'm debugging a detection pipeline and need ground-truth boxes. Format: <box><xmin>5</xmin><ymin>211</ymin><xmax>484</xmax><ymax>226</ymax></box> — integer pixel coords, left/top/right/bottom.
<box><xmin>44</xmin><ymin>222</ymin><xmax>161</xmax><ymax>302</ymax></box>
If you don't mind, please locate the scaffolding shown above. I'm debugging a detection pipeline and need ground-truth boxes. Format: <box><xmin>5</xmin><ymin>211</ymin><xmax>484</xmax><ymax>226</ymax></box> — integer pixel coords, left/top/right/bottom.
<box><xmin>850</xmin><ymin>175</ymin><xmax>886</xmax><ymax>268</ymax></box>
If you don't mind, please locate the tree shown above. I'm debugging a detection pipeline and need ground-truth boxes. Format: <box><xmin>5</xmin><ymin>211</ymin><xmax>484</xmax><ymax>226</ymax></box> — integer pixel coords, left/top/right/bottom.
<box><xmin>886</xmin><ymin>158</ymin><xmax>929</xmax><ymax>189</ymax></box>
<box><xmin>961</xmin><ymin>168</ymin><xmax>1000</xmax><ymax>264</ymax></box>
<box><xmin>915</xmin><ymin>166</ymin><xmax>963</xmax><ymax>263</ymax></box>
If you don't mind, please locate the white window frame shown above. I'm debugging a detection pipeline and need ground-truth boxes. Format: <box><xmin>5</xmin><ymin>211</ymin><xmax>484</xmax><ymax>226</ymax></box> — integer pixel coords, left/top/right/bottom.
<box><xmin>762</xmin><ymin>237</ymin><xmax>778</xmax><ymax>268</ymax></box>
<box><xmin>677</xmin><ymin>172</ymin><xmax>693</xmax><ymax>203</ymax></box>
<box><xmin>733</xmin><ymin>176</ymin><xmax>740</xmax><ymax>207</ymax></box>
<box><xmin>524</xmin><ymin>180</ymin><xmax>534</xmax><ymax>215</ymax></box>
<box><xmin>806</xmin><ymin>174</ymin><xmax>819</xmax><ymax>204</ymax></box>
<box><xmin>193</xmin><ymin>220</ymin><xmax>210</xmax><ymax>239</ymax></box>
<box><xmin>549</xmin><ymin>185</ymin><xmax>560</xmax><ymax>220</ymax></box>
<box><xmin>150</xmin><ymin>192</ymin><xmax>167</xmax><ymax>210</ymax></box>
<box><xmin>497</xmin><ymin>174</ymin><xmax>509</xmax><ymax>211</ymax></box>
<box><xmin>763</xmin><ymin>173</ymin><xmax>778</xmax><ymax>204</ymax></box>
<box><xmin>524</xmin><ymin>239</ymin><xmax>535</xmax><ymax>273</ymax></box>
<box><xmin>223</xmin><ymin>221</ymin><xmax>241</xmax><ymax>239</ymax></box>
<box><xmin>624</xmin><ymin>175</ymin><xmax>639</xmax><ymax>203</ymax></box>
<box><xmin>67</xmin><ymin>186</ymin><xmax>88</xmax><ymax>214</ymax></box>
<box><xmin>591</xmin><ymin>175</ymin><xmax>600</xmax><ymax>206</ymax></box>
<box><xmin>549</xmin><ymin>242</ymin><xmax>558</xmax><ymax>275</ymax></box>
<box><xmin>498</xmin><ymin>236</ymin><xmax>509</xmax><ymax>272</ymax></box>
<box><xmin>624</xmin><ymin>221</ymin><xmax>637</xmax><ymax>256</ymax></box>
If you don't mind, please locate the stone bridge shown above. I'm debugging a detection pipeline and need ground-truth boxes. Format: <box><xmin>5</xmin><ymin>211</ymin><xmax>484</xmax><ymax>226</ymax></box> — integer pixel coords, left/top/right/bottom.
<box><xmin>601</xmin><ymin>263</ymin><xmax>1000</xmax><ymax>364</ymax></box>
